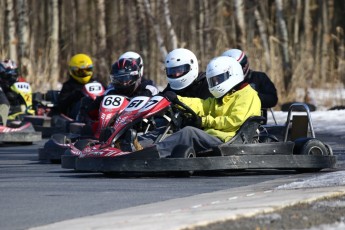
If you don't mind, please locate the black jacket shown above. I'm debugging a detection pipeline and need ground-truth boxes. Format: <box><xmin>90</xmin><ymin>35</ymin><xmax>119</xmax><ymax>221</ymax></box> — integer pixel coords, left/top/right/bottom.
<box><xmin>246</xmin><ymin>70</ymin><xmax>278</xmax><ymax>109</ymax></box>
<box><xmin>57</xmin><ymin>76</ymin><xmax>100</xmax><ymax>116</ymax></box>
<box><xmin>162</xmin><ymin>72</ymin><xmax>212</xmax><ymax>100</ymax></box>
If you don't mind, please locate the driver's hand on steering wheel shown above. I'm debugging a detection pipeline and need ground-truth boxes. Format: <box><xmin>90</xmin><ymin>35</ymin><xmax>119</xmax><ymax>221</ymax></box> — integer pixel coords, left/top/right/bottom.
<box><xmin>163</xmin><ymin>91</ymin><xmax>178</xmax><ymax>103</ymax></box>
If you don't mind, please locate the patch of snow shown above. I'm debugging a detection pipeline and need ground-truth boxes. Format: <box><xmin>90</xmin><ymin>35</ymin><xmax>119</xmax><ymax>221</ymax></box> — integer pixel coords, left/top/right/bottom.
<box><xmin>275</xmin><ymin>171</ymin><xmax>345</xmax><ymax>189</ymax></box>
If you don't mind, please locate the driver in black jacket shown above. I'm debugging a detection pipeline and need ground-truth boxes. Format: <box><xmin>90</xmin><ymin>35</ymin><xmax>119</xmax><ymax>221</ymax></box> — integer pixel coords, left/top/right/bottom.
<box><xmin>161</xmin><ymin>48</ymin><xmax>212</xmax><ymax>100</ymax></box>
<box><xmin>222</xmin><ymin>49</ymin><xmax>278</xmax><ymax>122</ymax></box>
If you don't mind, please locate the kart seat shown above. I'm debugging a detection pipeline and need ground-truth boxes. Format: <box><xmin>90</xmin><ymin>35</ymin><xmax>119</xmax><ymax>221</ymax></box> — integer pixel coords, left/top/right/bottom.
<box><xmin>205</xmin><ymin>116</ymin><xmax>266</xmax><ymax>157</ymax></box>
<box><xmin>224</xmin><ymin>116</ymin><xmax>267</xmax><ymax>145</ymax></box>
<box><xmin>190</xmin><ymin>116</ymin><xmax>266</xmax><ymax>157</ymax></box>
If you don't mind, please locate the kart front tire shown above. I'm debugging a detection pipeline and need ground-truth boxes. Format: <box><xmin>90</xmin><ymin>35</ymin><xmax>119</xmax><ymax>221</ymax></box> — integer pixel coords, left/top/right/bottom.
<box><xmin>170</xmin><ymin>145</ymin><xmax>196</xmax><ymax>158</ymax></box>
<box><xmin>169</xmin><ymin>145</ymin><xmax>196</xmax><ymax>177</ymax></box>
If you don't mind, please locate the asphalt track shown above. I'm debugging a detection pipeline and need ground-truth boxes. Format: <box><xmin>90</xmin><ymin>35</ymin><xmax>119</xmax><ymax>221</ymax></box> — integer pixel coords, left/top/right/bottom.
<box><xmin>0</xmin><ymin>125</ymin><xmax>344</xmax><ymax>230</ymax></box>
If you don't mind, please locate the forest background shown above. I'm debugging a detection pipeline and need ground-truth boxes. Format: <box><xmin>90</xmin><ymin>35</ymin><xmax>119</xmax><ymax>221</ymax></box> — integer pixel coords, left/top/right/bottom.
<box><xmin>1</xmin><ymin>0</ymin><xmax>345</xmax><ymax>110</ymax></box>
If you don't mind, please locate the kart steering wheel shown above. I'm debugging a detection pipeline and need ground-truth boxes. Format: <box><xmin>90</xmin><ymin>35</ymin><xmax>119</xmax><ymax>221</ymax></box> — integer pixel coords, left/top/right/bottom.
<box><xmin>171</xmin><ymin>99</ymin><xmax>200</xmax><ymax>128</ymax></box>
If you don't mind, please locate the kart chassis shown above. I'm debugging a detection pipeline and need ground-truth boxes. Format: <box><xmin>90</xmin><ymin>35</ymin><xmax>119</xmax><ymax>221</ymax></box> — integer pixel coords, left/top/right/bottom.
<box><xmin>66</xmin><ymin>103</ymin><xmax>336</xmax><ymax>175</ymax></box>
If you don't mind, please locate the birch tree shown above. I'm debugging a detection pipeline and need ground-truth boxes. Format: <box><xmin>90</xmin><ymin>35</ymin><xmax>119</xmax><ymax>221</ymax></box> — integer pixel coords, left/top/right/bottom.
<box><xmin>0</xmin><ymin>0</ymin><xmax>5</xmax><ymax>56</ymax></box>
<box><xmin>163</xmin><ymin>0</ymin><xmax>178</xmax><ymax>50</ymax></box>
<box><xmin>5</xmin><ymin>0</ymin><xmax>17</xmax><ymax>61</ymax></box>
<box><xmin>48</xmin><ymin>0</ymin><xmax>59</xmax><ymax>90</ymax></box>
<box><xmin>234</xmin><ymin>0</ymin><xmax>246</xmax><ymax>48</ymax></box>
<box><xmin>142</xmin><ymin>0</ymin><xmax>167</xmax><ymax>60</ymax></box>
<box><xmin>95</xmin><ymin>0</ymin><xmax>108</xmax><ymax>82</ymax></box>
<box><xmin>254</xmin><ymin>6</ymin><xmax>270</xmax><ymax>68</ymax></box>
<box><xmin>275</xmin><ymin>0</ymin><xmax>291</xmax><ymax>91</ymax></box>
<box><xmin>17</xmin><ymin>0</ymin><xmax>31</xmax><ymax>81</ymax></box>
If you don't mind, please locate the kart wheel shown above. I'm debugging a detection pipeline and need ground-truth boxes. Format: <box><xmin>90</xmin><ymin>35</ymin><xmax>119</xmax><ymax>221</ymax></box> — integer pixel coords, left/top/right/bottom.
<box><xmin>293</xmin><ymin>138</ymin><xmax>329</xmax><ymax>156</ymax></box>
<box><xmin>169</xmin><ymin>145</ymin><xmax>195</xmax><ymax>177</ymax></box>
<box><xmin>294</xmin><ymin>138</ymin><xmax>329</xmax><ymax>173</ymax></box>
<box><xmin>170</xmin><ymin>144</ymin><xmax>196</xmax><ymax>158</ymax></box>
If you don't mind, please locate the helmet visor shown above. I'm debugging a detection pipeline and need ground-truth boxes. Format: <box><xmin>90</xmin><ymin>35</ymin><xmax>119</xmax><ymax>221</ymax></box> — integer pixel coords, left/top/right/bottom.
<box><xmin>207</xmin><ymin>72</ymin><xmax>230</xmax><ymax>88</ymax></box>
<box><xmin>70</xmin><ymin>66</ymin><xmax>93</xmax><ymax>78</ymax></box>
<box><xmin>110</xmin><ymin>71</ymin><xmax>139</xmax><ymax>86</ymax></box>
<box><xmin>4</xmin><ymin>69</ymin><xmax>18</xmax><ymax>77</ymax></box>
<box><xmin>166</xmin><ymin>64</ymin><xmax>190</xmax><ymax>79</ymax></box>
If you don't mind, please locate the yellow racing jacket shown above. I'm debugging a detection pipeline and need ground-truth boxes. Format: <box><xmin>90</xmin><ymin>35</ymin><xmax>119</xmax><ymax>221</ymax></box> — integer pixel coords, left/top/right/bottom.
<box><xmin>178</xmin><ymin>84</ymin><xmax>261</xmax><ymax>142</ymax></box>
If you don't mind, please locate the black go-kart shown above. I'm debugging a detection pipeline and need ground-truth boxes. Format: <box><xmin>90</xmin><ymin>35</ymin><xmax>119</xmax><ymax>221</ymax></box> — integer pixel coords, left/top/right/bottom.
<box><xmin>64</xmin><ymin>99</ymin><xmax>336</xmax><ymax>177</ymax></box>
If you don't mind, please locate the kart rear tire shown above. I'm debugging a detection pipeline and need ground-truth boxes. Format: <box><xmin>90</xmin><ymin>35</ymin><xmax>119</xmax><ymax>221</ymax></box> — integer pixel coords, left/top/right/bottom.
<box><xmin>293</xmin><ymin>138</ymin><xmax>329</xmax><ymax>156</ymax></box>
<box><xmin>293</xmin><ymin>138</ymin><xmax>328</xmax><ymax>172</ymax></box>
<box><xmin>169</xmin><ymin>145</ymin><xmax>196</xmax><ymax>177</ymax></box>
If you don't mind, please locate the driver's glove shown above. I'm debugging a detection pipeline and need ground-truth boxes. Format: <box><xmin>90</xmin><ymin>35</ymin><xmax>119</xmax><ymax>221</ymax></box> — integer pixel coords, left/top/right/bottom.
<box><xmin>183</xmin><ymin>115</ymin><xmax>202</xmax><ymax>129</ymax></box>
<box><xmin>163</xmin><ymin>91</ymin><xmax>178</xmax><ymax>103</ymax></box>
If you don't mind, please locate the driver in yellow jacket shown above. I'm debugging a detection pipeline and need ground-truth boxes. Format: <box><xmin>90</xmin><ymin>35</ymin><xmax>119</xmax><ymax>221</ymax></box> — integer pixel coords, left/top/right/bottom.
<box><xmin>157</xmin><ymin>56</ymin><xmax>261</xmax><ymax>157</ymax></box>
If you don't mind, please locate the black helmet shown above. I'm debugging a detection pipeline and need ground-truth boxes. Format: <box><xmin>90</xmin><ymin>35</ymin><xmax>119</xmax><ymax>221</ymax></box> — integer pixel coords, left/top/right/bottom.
<box><xmin>109</xmin><ymin>58</ymin><xmax>142</xmax><ymax>95</ymax></box>
<box><xmin>0</xmin><ymin>59</ymin><xmax>19</xmax><ymax>86</ymax></box>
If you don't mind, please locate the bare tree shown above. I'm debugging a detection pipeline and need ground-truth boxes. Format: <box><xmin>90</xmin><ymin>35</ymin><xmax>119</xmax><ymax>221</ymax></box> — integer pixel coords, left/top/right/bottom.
<box><xmin>234</xmin><ymin>0</ymin><xmax>246</xmax><ymax>48</ymax></box>
<box><xmin>0</xmin><ymin>0</ymin><xmax>5</xmax><ymax>56</ymax></box>
<box><xmin>47</xmin><ymin>0</ymin><xmax>59</xmax><ymax>90</ymax></box>
<box><xmin>0</xmin><ymin>0</ymin><xmax>344</xmax><ymax>108</ymax></box>
<box><xmin>163</xmin><ymin>0</ymin><xmax>178</xmax><ymax>50</ymax></box>
<box><xmin>275</xmin><ymin>0</ymin><xmax>291</xmax><ymax>91</ymax></box>
<box><xmin>254</xmin><ymin>6</ymin><xmax>270</xmax><ymax>68</ymax></box>
<box><xmin>5</xmin><ymin>0</ymin><xmax>17</xmax><ymax>61</ymax></box>
<box><xmin>142</xmin><ymin>0</ymin><xmax>167</xmax><ymax>60</ymax></box>
<box><xmin>17</xmin><ymin>0</ymin><xmax>31</xmax><ymax>82</ymax></box>
<box><xmin>95</xmin><ymin>0</ymin><xmax>108</xmax><ymax>82</ymax></box>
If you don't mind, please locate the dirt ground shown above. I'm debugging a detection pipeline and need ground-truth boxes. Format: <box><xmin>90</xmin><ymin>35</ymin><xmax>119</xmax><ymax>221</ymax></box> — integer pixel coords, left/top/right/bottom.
<box><xmin>185</xmin><ymin>194</ymin><xmax>345</xmax><ymax>230</ymax></box>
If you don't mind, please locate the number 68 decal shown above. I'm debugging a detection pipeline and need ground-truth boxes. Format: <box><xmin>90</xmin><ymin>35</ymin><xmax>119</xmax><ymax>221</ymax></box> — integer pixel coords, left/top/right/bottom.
<box><xmin>102</xmin><ymin>95</ymin><xmax>126</xmax><ymax>108</ymax></box>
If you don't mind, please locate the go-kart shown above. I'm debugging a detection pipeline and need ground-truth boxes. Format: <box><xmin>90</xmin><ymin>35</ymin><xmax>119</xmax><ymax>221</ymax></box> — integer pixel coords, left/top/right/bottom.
<box><xmin>61</xmin><ymin>94</ymin><xmax>184</xmax><ymax>169</ymax></box>
<box><xmin>64</xmin><ymin>100</ymin><xmax>336</xmax><ymax>176</ymax></box>
<box><xmin>0</xmin><ymin>83</ymin><xmax>41</xmax><ymax>144</ymax></box>
<box><xmin>38</xmin><ymin>93</ymin><xmax>129</xmax><ymax>163</ymax></box>
<box><xmin>25</xmin><ymin>81</ymin><xmax>105</xmax><ymax>138</ymax></box>
<box><xmin>0</xmin><ymin>121</ymin><xmax>41</xmax><ymax>144</ymax></box>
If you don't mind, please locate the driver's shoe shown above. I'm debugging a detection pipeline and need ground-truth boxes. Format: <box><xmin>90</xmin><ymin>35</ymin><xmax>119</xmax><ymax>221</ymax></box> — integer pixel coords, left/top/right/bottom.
<box><xmin>120</xmin><ymin>129</ymin><xmax>142</xmax><ymax>152</ymax></box>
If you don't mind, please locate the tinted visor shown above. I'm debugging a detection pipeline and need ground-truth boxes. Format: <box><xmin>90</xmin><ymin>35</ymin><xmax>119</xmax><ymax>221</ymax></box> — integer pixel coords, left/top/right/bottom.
<box><xmin>166</xmin><ymin>64</ymin><xmax>190</xmax><ymax>79</ymax></box>
<box><xmin>70</xmin><ymin>66</ymin><xmax>93</xmax><ymax>78</ymax></box>
<box><xmin>4</xmin><ymin>69</ymin><xmax>18</xmax><ymax>77</ymax></box>
<box><xmin>207</xmin><ymin>72</ymin><xmax>230</xmax><ymax>88</ymax></box>
<box><xmin>110</xmin><ymin>71</ymin><xmax>139</xmax><ymax>86</ymax></box>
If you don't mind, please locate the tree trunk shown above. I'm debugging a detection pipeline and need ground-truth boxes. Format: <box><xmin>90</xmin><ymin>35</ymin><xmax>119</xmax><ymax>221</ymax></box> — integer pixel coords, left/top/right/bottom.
<box><xmin>95</xmin><ymin>0</ymin><xmax>108</xmax><ymax>84</ymax></box>
<box><xmin>142</xmin><ymin>0</ymin><xmax>167</xmax><ymax>61</ymax></box>
<box><xmin>5</xmin><ymin>0</ymin><xmax>17</xmax><ymax>61</ymax></box>
<box><xmin>0</xmin><ymin>0</ymin><xmax>5</xmax><ymax>55</ymax></box>
<box><xmin>254</xmin><ymin>7</ymin><xmax>270</xmax><ymax>69</ymax></box>
<box><xmin>275</xmin><ymin>0</ymin><xmax>291</xmax><ymax>91</ymax></box>
<box><xmin>48</xmin><ymin>0</ymin><xmax>59</xmax><ymax>90</ymax></box>
<box><xmin>163</xmin><ymin>0</ymin><xmax>178</xmax><ymax>50</ymax></box>
<box><xmin>16</xmin><ymin>0</ymin><xmax>32</xmax><ymax>84</ymax></box>
<box><xmin>234</xmin><ymin>0</ymin><xmax>246</xmax><ymax>48</ymax></box>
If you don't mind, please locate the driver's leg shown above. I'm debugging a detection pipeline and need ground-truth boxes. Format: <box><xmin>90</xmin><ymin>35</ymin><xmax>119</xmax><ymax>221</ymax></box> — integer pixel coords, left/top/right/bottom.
<box><xmin>156</xmin><ymin>126</ymin><xmax>223</xmax><ymax>157</ymax></box>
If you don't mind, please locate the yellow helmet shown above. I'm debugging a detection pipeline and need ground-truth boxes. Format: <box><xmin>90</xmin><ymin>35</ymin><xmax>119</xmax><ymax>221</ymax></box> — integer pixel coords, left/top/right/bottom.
<box><xmin>68</xmin><ymin>54</ymin><xmax>93</xmax><ymax>84</ymax></box>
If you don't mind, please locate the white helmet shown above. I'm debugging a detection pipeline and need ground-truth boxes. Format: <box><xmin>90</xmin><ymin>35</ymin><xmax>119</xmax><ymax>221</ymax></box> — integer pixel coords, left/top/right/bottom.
<box><xmin>221</xmin><ymin>49</ymin><xmax>249</xmax><ymax>78</ymax></box>
<box><xmin>165</xmin><ymin>48</ymin><xmax>198</xmax><ymax>90</ymax></box>
<box><xmin>206</xmin><ymin>56</ymin><xmax>244</xmax><ymax>98</ymax></box>
<box><xmin>119</xmin><ymin>51</ymin><xmax>144</xmax><ymax>76</ymax></box>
